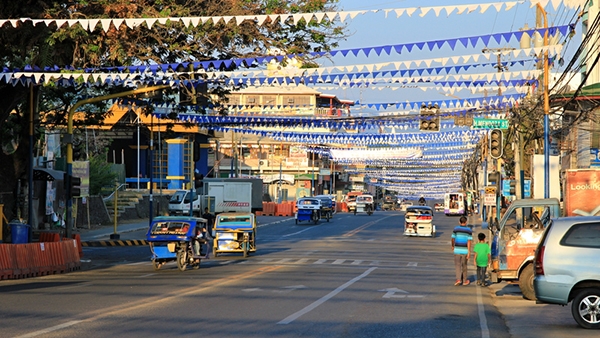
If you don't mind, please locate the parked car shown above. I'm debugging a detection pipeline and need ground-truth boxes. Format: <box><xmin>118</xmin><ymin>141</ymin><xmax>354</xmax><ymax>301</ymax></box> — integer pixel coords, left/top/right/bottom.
<box><xmin>533</xmin><ymin>216</ymin><xmax>600</xmax><ymax>329</ymax></box>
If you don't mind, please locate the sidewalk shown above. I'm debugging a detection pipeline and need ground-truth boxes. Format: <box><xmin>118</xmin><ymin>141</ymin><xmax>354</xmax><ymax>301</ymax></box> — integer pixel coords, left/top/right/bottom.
<box><xmin>75</xmin><ymin>219</ymin><xmax>150</xmax><ymax>245</ymax></box>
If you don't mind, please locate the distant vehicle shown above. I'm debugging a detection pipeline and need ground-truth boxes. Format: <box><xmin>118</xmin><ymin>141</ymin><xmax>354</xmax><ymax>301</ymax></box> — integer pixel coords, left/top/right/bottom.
<box><xmin>382</xmin><ymin>195</ymin><xmax>397</xmax><ymax>211</ymax></box>
<box><xmin>444</xmin><ymin>192</ymin><xmax>465</xmax><ymax>216</ymax></box>
<box><xmin>399</xmin><ymin>201</ymin><xmax>413</xmax><ymax>212</ymax></box>
<box><xmin>534</xmin><ymin>216</ymin><xmax>600</xmax><ymax>329</ymax></box>
<box><xmin>434</xmin><ymin>203</ymin><xmax>444</xmax><ymax>212</ymax></box>
<box><xmin>344</xmin><ymin>191</ymin><xmax>363</xmax><ymax>213</ymax></box>
<box><xmin>404</xmin><ymin>206</ymin><xmax>435</xmax><ymax>237</ymax></box>
<box><xmin>354</xmin><ymin>194</ymin><xmax>374</xmax><ymax>215</ymax></box>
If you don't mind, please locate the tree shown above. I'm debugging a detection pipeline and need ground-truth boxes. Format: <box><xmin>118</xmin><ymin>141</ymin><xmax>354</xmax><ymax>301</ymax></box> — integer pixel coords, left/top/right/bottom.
<box><xmin>0</xmin><ymin>0</ymin><xmax>346</xmax><ymax>219</ymax></box>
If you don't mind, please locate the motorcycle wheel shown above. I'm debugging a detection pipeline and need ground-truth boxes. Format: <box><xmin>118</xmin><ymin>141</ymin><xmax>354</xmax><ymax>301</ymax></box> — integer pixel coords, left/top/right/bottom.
<box><xmin>176</xmin><ymin>250</ymin><xmax>187</xmax><ymax>272</ymax></box>
<box><xmin>243</xmin><ymin>243</ymin><xmax>249</xmax><ymax>258</ymax></box>
<box><xmin>152</xmin><ymin>259</ymin><xmax>161</xmax><ymax>271</ymax></box>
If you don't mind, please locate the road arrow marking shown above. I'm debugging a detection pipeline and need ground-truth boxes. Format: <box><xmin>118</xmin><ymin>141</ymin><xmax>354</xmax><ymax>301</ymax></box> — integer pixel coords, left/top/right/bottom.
<box><xmin>379</xmin><ymin>288</ymin><xmax>425</xmax><ymax>298</ymax></box>
<box><xmin>242</xmin><ymin>288</ymin><xmax>263</xmax><ymax>292</ymax></box>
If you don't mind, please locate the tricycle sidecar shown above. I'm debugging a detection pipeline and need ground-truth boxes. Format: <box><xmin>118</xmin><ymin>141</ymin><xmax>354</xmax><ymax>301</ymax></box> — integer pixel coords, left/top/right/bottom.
<box><xmin>295</xmin><ymin>197</ymin><xmax>322</xmax><ymax>225</ymax></box>
<box><xmin>146</xmin><ymin>216</ymin><xmax>210</xmax><ymax>271</ymax></box>
<box><xmin>212</xmin><ymin>212</ymin><xmax>256</xmax><ymax>258</ymax></box>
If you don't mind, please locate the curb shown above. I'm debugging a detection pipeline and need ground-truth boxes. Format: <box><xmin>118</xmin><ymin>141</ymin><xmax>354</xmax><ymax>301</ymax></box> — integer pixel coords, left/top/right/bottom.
<box><xmin>81</xmin><ymin>239</ymin><xmax>148</xmax><ymax>247</ymax></box>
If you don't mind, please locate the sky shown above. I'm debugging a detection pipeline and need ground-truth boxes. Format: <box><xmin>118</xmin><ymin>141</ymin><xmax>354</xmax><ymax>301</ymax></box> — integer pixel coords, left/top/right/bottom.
<box><xmin>310</xmin><ymin>0</ymin><xmax>584</xmax><ymax>115</ymax></box>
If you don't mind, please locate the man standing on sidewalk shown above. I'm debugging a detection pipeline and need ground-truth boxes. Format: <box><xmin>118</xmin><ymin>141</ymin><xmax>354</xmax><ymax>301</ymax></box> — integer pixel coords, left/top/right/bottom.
<box><xmin>451</xmin><ymin>216</ymin><xmax>473</xmax><ymax>285</ymax></box>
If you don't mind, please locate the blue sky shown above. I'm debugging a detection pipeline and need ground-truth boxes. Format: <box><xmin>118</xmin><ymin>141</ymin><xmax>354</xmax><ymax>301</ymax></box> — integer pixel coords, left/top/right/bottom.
<box><xmin>313</xmin><ymin>0</ymin><xmax>582</xmax><ymax>114</ymax></box>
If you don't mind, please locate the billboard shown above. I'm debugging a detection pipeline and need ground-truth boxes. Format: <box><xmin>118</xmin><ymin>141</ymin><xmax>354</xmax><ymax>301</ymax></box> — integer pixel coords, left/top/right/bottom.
<box><xmin>564</xmin><ymin>169</ymin><xmax>600</xmax><ymax>216</ymax></box>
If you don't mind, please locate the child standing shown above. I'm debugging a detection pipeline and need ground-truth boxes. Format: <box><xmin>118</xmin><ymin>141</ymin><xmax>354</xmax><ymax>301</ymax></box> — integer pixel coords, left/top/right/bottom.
<box><xmin>473</xmin><ymin>232</ymin><xmax>491</xmax><ymax>286</ymax></box>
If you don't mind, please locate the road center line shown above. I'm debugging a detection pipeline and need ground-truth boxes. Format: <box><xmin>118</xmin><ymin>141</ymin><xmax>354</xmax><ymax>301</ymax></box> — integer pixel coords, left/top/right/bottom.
<box><xmin>15</xmin><ymin>321</ymin><xmax>84</xmax><ymax>338</ymax></box>
<box><xmin>476</xmin><ymin>283</ymin><xmax>490</xmax><ymax>338</ymax></box>
<box><xmin>277</xmin><ymin>267</ymin><xmax>377</xmax><ymax>325</ymax></box>
<box><xmin>282</xmin><ymin>226</ymin><xmax>315</xmax><ymax>237</ymax></box>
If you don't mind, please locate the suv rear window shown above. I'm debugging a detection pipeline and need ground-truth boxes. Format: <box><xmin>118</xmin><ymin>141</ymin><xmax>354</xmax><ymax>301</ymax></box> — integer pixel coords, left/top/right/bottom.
<box><xmin>560</xmin><ymin>222</ymin><xmax>600</xmax><ymax>248</ymax></box>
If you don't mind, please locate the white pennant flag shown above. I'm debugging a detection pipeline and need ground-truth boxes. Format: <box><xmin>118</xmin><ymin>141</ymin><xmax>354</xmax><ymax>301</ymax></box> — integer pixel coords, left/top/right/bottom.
<box><xmin>100</xmin><ymin>19</ymin><xmax>112</xmax><ymax>32</ymax></box>
<box><xmin>394</xmin><ymin>9</ymin><xmax>406</xmax><ymax>18</ymax></box>
<box><xmin>314</xmin><ymin>12</ymin><xmax>326</xmax><ymax>23</ymax></box>
<box><xmin>405</xmin><ymin>8</ymin><xmax>418</xmax><ymax>17</ymax></box>
<box><xmin>432</xmin><ymin>6</ymin><xmax>445</xmax><ymax>17</ymax></box>
<box><xmin>255</xmin><ymin>15</ymin><xmax>268</xmax><ymax>26</ymax></box>
<box><xmin>419</xmin><ymin>7</ymin><xmax>432</xmax><ymax>17</ymax></box>
<box><xmin>455</xmin><ymin>5</ymin><xmax>469</xmax><ymax>14</ymax></box>
<box><xmin>112</xmin><ymin>19</ymin><xmax>124</xmax><ymax>29</ymax></box>
<box><xmin>479</xmin><ymin>4</ymin><xmax>492</xmax><ymax>13</ymax></box>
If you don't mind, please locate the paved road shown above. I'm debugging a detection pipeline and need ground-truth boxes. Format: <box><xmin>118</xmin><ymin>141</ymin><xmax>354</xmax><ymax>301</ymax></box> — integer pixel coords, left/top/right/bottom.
<box><xmin>1</xmin><ymin>212</ymin><xmax>595</xmax><ymax>337</ymax></box>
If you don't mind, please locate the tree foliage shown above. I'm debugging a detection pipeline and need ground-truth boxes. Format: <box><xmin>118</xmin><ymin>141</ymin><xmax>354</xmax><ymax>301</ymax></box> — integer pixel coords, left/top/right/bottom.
<box><xmin>0</xmin><ymin>0</ymin><xmax>346</xmax><ymax>215</ymax></box>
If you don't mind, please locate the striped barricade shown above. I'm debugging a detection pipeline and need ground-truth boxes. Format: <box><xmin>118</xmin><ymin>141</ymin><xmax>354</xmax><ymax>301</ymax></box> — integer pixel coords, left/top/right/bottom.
<box><xmin>0</xmin><ymin>244</ymin><xmax>15</xmax><ymax>280</ymax></box>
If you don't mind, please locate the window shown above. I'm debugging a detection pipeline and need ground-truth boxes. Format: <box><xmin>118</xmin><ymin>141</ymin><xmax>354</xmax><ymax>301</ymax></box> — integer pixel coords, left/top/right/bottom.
<box><xmin>561</xmin><ymin>223</ymin><xmax>600</xmax><ymax>248</ymax></box>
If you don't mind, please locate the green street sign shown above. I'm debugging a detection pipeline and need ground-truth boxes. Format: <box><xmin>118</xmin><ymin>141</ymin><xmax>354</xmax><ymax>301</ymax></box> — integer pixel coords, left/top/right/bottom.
<box><xmin>472</xmin><ymin>118</ymin><xmax>509</xmax><ymax>129</ymax></box>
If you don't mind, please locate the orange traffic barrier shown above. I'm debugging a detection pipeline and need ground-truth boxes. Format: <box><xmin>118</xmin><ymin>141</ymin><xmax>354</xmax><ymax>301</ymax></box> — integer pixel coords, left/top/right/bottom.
<box><xmin>72</xmin><ymin>234</ymin><xmax>83</xmax><ymax>258</ymax></box>
<box><xmin>0</xmin><ymin>244</ymin><xmax>15</xmax><ymax>280</ymax></box>
<box><xmin>48</xmin><ymin>241</ymin><xmax>67</xmax><ymax>274</ymax></box>
<box><xmin>39</xmin><ymin>232</ymin><xmax>61</xmax><ymax>242</ymax></box>
<box><xmin>36</xmin><ymin>242</ymin><xmax>53</xmax><ymax>276</ymax></box>
<box><xmin>262</xmin><ymin>202</ymin><xmax>276</xmax><ymax>216</ymax></box>
<box><xmin>275</xmin><ymin>202</ymin><xmax>293</xmax><ymax>217</ymax></box>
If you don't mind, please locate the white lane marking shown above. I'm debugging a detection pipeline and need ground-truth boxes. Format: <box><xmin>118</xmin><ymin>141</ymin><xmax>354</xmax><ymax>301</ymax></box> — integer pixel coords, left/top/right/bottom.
<box><xmin>296</xmin><ymin>258</ymin><xmax>309</xmax><ymax>264</ymax></box>
<box><xmin>407</xmin><ymin>262</ymin><xmax>418</xmax><ymax>267</ymax></box>
<box><xmin>15</xmin><ymin>320</ymin><xmax>84</xmax><ymax>338</ymax></box>
<box><xmin>351</xmin><ymin>260</ymin><xmax>363</xmax><ymax>265</ymax></box>
<box><xmin>476</xmin><ymin>283</ymin><xmax>490</xmax><ymax>338</ymax></box>
<box><xmin>277</xmin><ymin>267</ymin><xmax>377</xmax><ymax>325</ymax></box>
<box><xmin>332</xmin><ymin>259</ymin><xmax>346</xmax><ymax>265</ymax></box>
<box><xmin>257</xmin><ymin>218</ymin><xmax>294</xmax><ymax>228</ymax></box>
<box><xmin>275</xmin><ymin>258</ymin><xmax>293</xmax><ymax>264</ymax></box>
<box><xmin>282</xmin><ymin>226</ymin><xmax>316</xmax><ymax>237</ymax></box>
<box><xmin>314</xmin><ymin>259</ymin><xmax>327</xmax><ymax>264</ymax></box>
<box><xmin>138</xmin><ymin>274</ymin><xmax>156</xmax><ymax>278</ymax></box>
<box><xmin>369</xmin><ymin>260</ymin><xmax>380</xmax><ymax>266</ymax></box>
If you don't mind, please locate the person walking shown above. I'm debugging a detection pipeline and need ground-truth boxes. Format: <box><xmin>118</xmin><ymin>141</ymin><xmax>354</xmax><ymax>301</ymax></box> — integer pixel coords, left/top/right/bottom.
<box><xmin>473</xmin><ymin>232</ymin><xmax>491</xmax><ymax>286</ymax></box>
<box><xmin>451</xmin><ymin>216</ymin><xmax>473</xmax><ymax>285</ymax></box>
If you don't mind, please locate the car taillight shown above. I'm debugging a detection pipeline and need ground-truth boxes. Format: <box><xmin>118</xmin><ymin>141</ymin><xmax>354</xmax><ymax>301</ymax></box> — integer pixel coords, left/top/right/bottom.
<box><xmin>417</xmin><ymin>216</ymin><xmax>431</xmax><ymax>220</ymax></box>
<box><xmin>534</xmin><ymin>245</ymin><xmax>545</xmax><ymax>275</ymax></box>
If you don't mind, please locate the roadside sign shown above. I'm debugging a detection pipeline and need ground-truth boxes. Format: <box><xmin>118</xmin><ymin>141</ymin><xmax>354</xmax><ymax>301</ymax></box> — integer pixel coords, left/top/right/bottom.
<box><xmin>472</xmin><ymin>118</ymin><xmax>509</xmax><ymax>129</ymax></box>
<box><xmin>484</xmin><ymin>193</ymin><xmax>496</xmax><ymax>206</ymax></box>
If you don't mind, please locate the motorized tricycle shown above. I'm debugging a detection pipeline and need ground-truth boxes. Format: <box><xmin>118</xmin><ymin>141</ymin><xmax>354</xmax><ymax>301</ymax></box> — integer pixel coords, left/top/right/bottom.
<box><xmin>315</xmin><ymin>195</ymin><xmax>334</xmax><ymax>222</ymax></box>
<box><xmin>354</xmin><ymin>194</ymin><xmax>374</xmax><ymax>215</ymax></box>
<box><xmin>295</xmin><ymin>197</ymin><xmax>322</xmax><ymax>224</ymax></box>
<box><xmin>212</xmin><ymin>212</ymin><xmax>256</xmax><ymax>258</ymax></box>
<box><xmin>146</xmin><ymin>216</ymin><xmax>210</xmax><ymax>271</ymax></box>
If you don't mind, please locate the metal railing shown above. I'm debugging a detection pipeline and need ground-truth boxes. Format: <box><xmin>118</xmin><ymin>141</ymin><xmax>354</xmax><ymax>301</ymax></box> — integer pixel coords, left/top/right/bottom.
<box><xmin>102</xmin><ymin>183</ymin><xmax>128</xmax><ymax>203</ymax></box>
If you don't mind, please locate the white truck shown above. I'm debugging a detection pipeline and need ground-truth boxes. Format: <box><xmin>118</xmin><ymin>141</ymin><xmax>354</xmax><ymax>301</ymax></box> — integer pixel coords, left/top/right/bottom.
<box><xmin>204</xmin><ymin>180</ymin><xmax>253</xmax><ymax>214</ymax></box>
<box><xmin>202</xmin><ymin>178</ymin><xmax>263</xmax><ymax>214</ymax></box>
<box><xmin>168</xmin><ymin>189</ymin><xmax>202</xmax><ymax>216</ymax></box>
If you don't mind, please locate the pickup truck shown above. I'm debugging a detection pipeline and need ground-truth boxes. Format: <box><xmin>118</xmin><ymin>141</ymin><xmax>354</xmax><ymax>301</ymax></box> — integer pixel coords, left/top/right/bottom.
<box><xmin>488</xmin><ymin>198</ymin><xmax>561</xmax><ymax>300</ymax></box>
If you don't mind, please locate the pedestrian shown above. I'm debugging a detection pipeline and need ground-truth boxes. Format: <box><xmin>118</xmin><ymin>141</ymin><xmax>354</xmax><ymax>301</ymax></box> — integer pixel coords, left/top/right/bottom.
<box><xmin>451</xmin><ymin>215</ymin><xmax>473</xmax><ymax>286</ymax></box>
<box><xmin>473</xmin><ymin>232</ymin><xmax>491</xmax><ymax>286</ymax></box>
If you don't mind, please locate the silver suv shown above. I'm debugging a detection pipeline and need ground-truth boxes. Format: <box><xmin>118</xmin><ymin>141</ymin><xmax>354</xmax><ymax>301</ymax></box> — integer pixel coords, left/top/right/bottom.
<box><xmin>533</xmin><ymin>216</ymin><xmax>600</xmax><ymax>329</ymax></box>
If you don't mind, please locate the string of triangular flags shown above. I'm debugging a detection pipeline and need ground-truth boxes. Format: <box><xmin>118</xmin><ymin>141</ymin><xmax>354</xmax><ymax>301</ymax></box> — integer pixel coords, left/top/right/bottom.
<box><xmin>0</xmin><ymin>1</ymin><xmax>582</xmax><ymax>33</ymax></box>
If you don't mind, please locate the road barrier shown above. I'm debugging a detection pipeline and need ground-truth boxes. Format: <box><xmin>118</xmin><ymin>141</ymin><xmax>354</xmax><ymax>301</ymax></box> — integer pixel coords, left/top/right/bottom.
<box><xmin>0</xmin><ymin>239</ymin><xmax>81</xmax><ymax>281</ymax></box>
<box><xmin>275</xmin><ymin>202</ymin><xmax>293</xmax><ymax>217</ymax></box>
<box><xmin>262</xmin><ymin>202</ymin><xmax>276</xmax><ymax>216</ymax></box>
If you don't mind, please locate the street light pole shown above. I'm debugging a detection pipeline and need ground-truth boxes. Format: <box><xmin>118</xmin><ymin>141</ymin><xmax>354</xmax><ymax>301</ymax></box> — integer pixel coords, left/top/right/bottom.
<box><xmin>66</xmin><ymin>85</ymin><xmax>170</xmax><ymax>238</ymax></box>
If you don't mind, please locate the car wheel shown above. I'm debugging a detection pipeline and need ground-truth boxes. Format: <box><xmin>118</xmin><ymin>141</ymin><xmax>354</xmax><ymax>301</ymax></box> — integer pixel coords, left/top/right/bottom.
<box><xmin>571</xmin><ymin>288</ymin><xmax>600</xmax><ymax>329</ymax></box>
<box><xmin>518</xmin><ymin>264</ymin><xmax>536</xmax><ymax>301</ymax></box>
